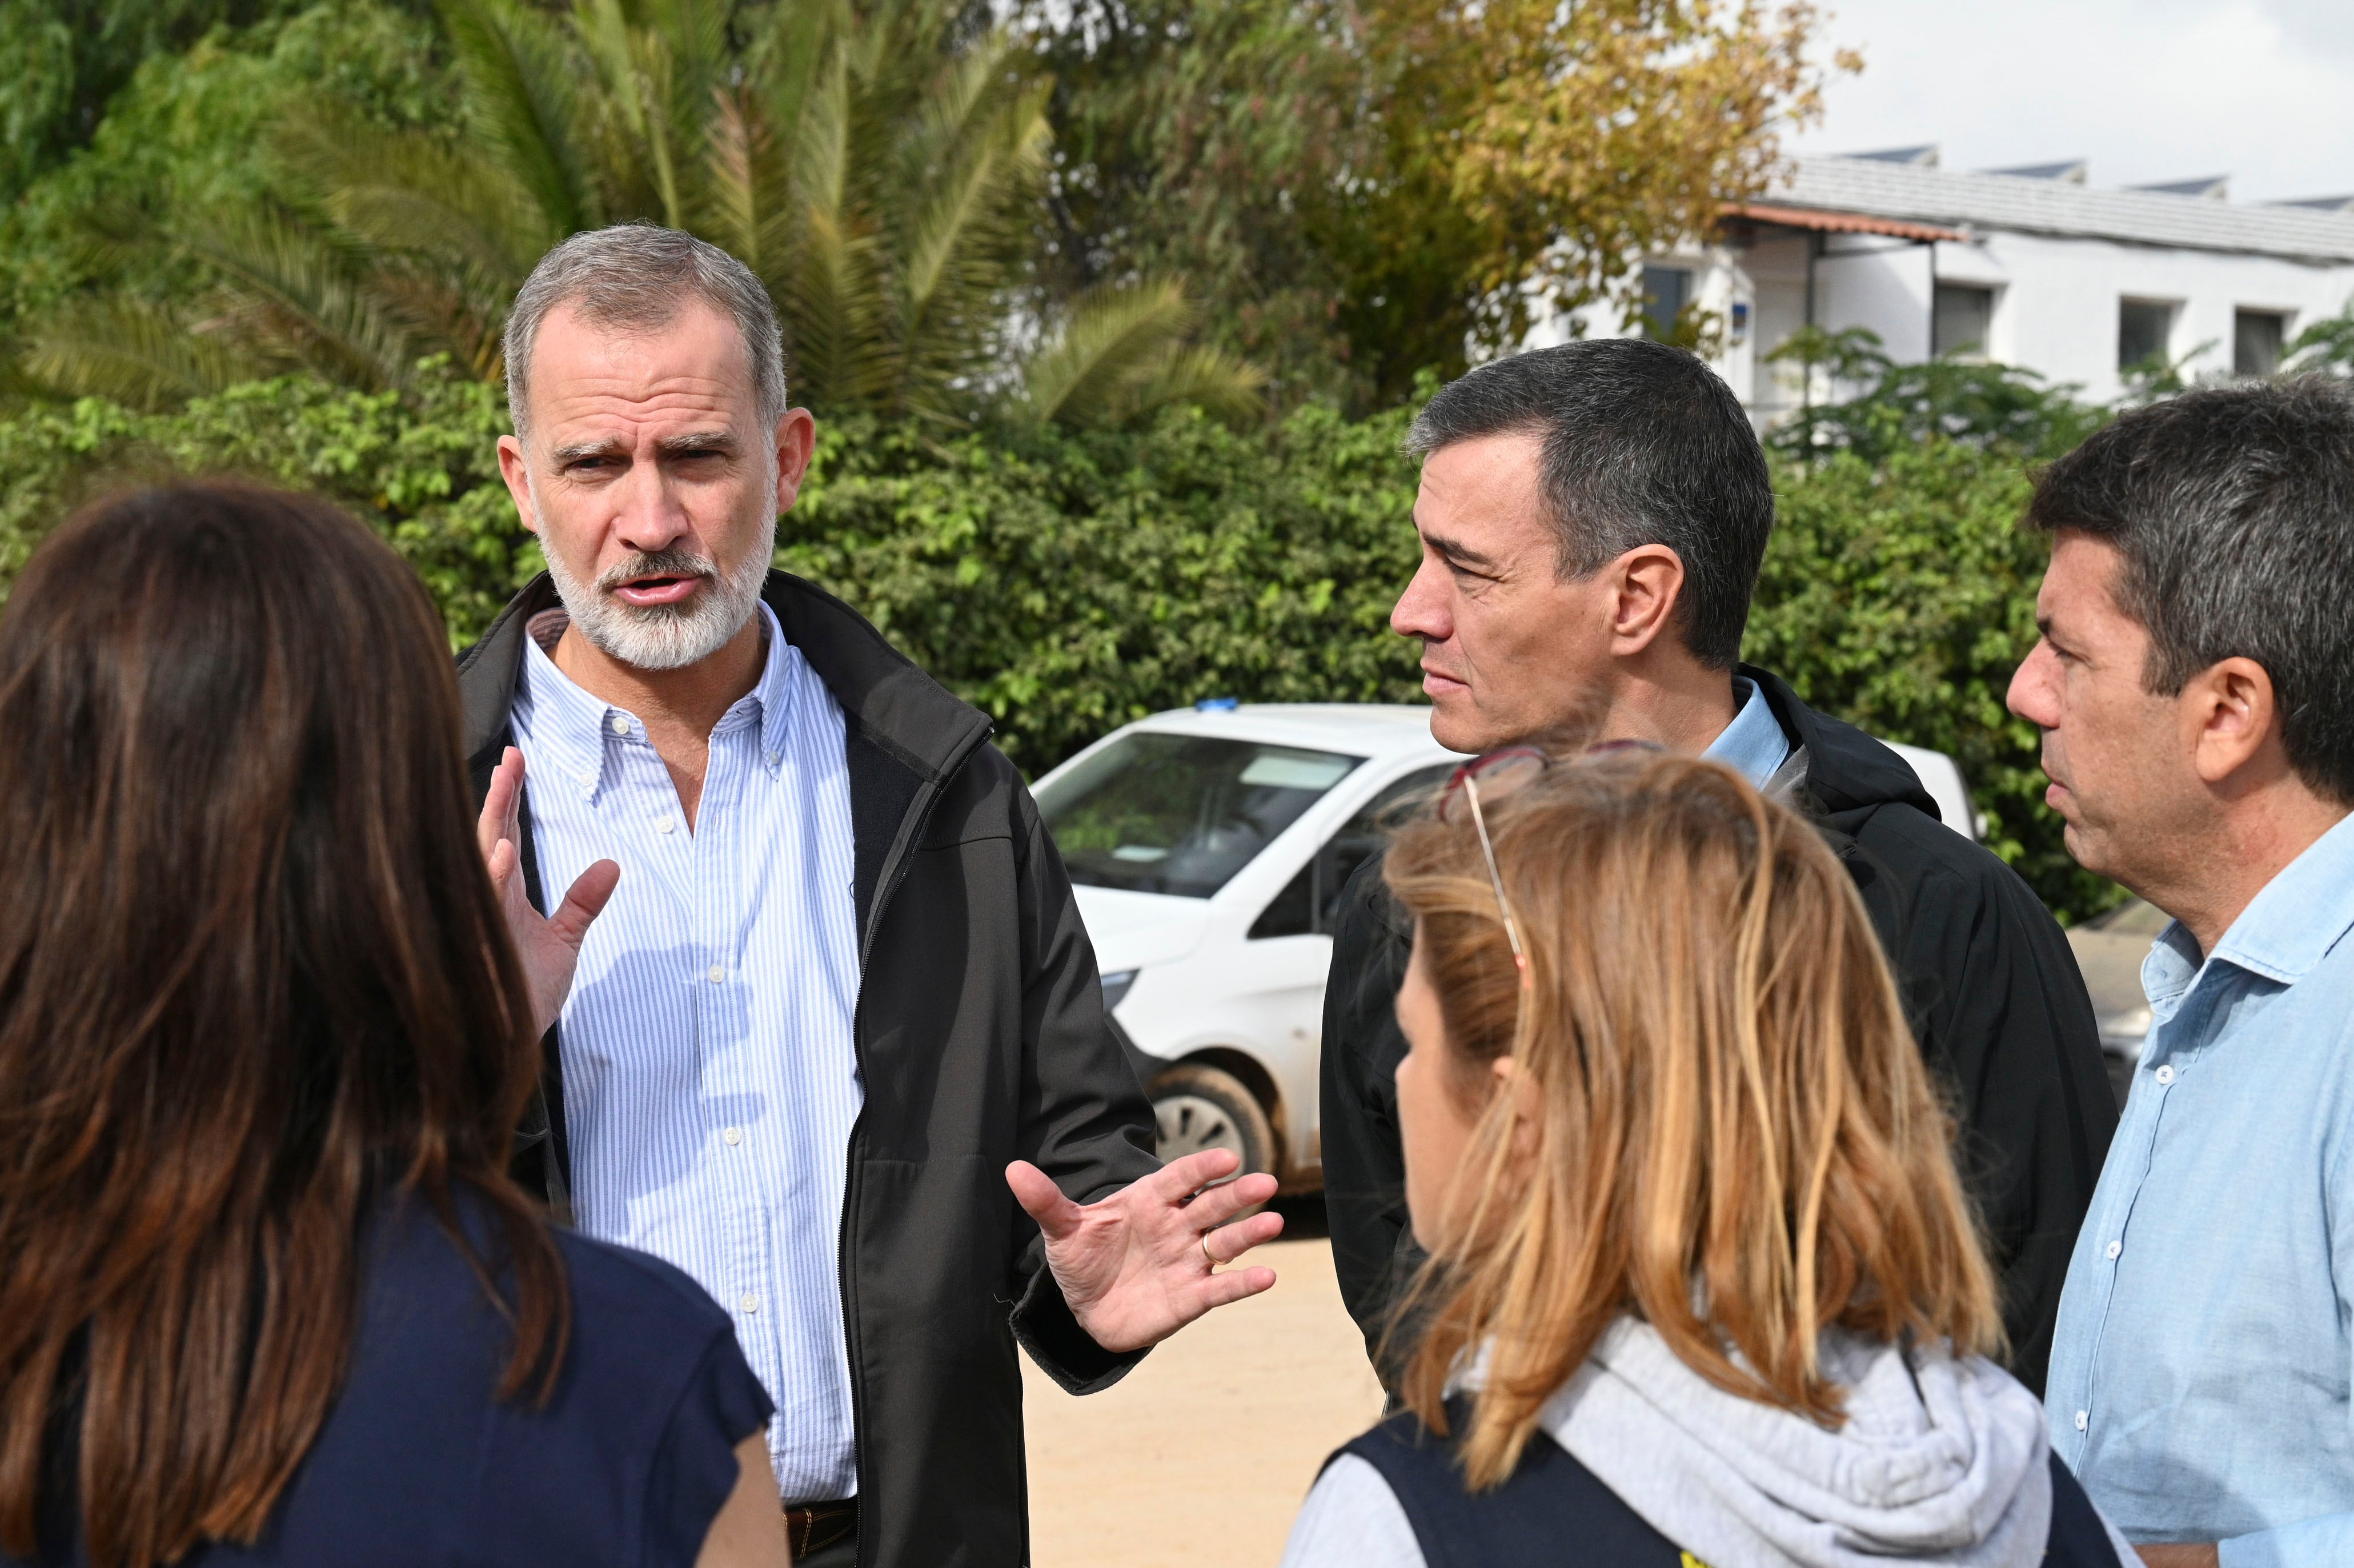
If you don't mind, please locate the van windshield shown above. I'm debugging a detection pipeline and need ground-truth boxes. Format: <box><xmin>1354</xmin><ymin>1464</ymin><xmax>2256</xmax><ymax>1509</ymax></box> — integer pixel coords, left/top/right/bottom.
<box><xmin>1037</xmin><ymin>733</ymin><xmax>1363</xmax><ymax>898</ymax></box>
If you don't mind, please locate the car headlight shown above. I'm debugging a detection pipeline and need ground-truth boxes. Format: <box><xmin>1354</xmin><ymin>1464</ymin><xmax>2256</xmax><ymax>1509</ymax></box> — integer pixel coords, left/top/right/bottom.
<box><xmin>1100</xmin><ymin>969</ymin><xmax>1138</xmax><ymax>1012</ymax></box>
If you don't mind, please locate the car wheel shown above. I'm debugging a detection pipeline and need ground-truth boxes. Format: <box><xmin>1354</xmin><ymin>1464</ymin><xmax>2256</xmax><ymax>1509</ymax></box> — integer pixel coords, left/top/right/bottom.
<box><xmin>1150</xmin><ymin>1062</ymin><xmax>1277</xmax><ymax>1189</ymax></box>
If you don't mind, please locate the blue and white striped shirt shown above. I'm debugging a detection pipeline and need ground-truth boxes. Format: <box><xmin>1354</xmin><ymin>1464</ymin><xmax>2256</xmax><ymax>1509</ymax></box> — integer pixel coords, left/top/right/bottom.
<box><xmin>511</xmin><ymin>601</ymin><xmax>864</xmax><ymax>1502</ymax></box>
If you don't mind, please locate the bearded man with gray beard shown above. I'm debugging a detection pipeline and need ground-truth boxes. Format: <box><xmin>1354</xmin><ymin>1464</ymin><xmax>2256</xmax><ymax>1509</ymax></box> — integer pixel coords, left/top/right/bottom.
<box><xmin>459</xmin><ymin>224</ymin><xmax>1284</xmax><ymax>1568</ymax></box>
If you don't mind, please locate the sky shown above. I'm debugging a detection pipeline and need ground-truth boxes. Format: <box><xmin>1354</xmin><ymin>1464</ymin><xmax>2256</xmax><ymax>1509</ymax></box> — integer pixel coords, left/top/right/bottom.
<box><xmin>1784</xmin><ymin>0</ymin><xmax>2354</xmax><ymax>204</ymax></box>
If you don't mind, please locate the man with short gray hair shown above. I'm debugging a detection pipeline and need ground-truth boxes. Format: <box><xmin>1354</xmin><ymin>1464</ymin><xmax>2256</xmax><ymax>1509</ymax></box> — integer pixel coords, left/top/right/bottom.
<box><xmin>2013</xmin><ymin>376</ymin><xmax>2354</xmax><ymax>1567</ymax></box>
<box><xmin>462</xmin><ymin>224</ymin><xmax>1285</xmax><ymax>1566</ymax></box>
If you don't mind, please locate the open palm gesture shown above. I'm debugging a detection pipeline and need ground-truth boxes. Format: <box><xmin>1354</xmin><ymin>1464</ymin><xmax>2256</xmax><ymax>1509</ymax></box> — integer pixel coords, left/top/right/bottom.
<box><xmin>476</xmin><ymin>746</ymin><xmax>621</xmax><ymax>1037</ymax></box>
<box><xmin>1006</xmin><ymin>1149</ymin><xmax>1285</xmax><ymax>1353</ymax></box>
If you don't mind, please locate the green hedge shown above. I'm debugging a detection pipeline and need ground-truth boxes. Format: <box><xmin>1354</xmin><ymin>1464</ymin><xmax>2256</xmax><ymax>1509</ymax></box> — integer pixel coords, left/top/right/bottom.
<box><xmin>0</xmin><ymin>367</ymin><xmax>2115</xmax><ymax>920</ymax></box>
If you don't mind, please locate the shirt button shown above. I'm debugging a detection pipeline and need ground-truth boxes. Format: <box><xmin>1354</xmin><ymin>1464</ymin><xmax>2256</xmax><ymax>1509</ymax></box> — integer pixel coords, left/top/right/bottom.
<box><xmin>767</xmin><ymin>749</ymin><xmax>781</xmax><ymax>765</ymax></box>
<box><xmin>2106</xmin><ymin>1240</ymin><xmax>2122</xmax><ymax>1260</ymax></box>
<box><xmin>707</xmin><ymin>965</ymin><xmax>726</xmax><ymax>984</ymax></box>
<box><xmin>653</xmin><ymin>815</ymin><xmax>675</xmax><ymax>834</ymax></box>
<box><xmin>739</xmin><ymin>1294</ymin><xmax>759</xmax><ymax>1314</ymax></box>
<box><xmin>2074</xmin><ymin>1410</ymin><xmax>2088</xmax><ymax>1431</ymax></box>
<box><xmin>609</xmin><ymin>714</ymin><xmax>629</xmax><ymax>736</ymax></box>
<box><xmin>723</xmin><ymin>1126</ymin><xmax>743</xmax><ymax>1146</ymax></box>
<box><xmin>2155</xmin><ymin>1064</ymin><xmax>2176</xmax><ymax>1086</ymax></box>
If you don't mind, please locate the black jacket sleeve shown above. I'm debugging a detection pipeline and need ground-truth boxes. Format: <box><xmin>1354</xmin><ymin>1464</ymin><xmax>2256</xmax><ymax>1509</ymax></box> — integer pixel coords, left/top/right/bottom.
<box><xmin>1004</xmin><ymin>787</ymin><xmax>1164</xmax><ymax>1395</ymax></box>
<box><xmin>1320</xmin><ymin>850</ymin><xmax>1425</xmax><ymax>1381</ymax></box>
<box><xmin>1844</xmin><ymin>810</ymin><xmax>2117</xmax><ymax>1397</ymax></box>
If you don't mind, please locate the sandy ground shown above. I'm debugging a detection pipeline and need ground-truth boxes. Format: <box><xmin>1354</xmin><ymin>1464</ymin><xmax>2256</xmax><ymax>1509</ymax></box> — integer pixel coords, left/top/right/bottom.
<box><xmin>1021</xmin><ymin>1209</ymin><xmax>1385</xmax><ymax>1568</ymax></box>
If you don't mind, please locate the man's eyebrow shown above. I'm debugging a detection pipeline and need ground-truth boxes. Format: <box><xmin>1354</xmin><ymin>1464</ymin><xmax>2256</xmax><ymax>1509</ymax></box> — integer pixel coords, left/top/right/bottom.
<box><xmin>1418</xmin><ymin>525</ymin><xmax>1504</xmax><ymax>573</ymax></box>
<box><xmin>546</xmin><ymin>430</ymin><xmax>741</xmax><ymax>464</ymax></box>
<box><xmin>655</xmin><ymin>430</ymin><xmax>739</xmax><ymax>455</ymax></box>
<box><xmin>549</xmin><ymin>436</ymin><xmax>627</xmax><ymax>465</ymax></box>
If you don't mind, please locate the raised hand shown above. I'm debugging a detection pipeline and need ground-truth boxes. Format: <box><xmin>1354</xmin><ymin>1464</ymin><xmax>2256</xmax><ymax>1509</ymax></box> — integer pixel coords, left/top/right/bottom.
<box><xmin>476</xmin><ymin>746</ymin><xmax>620</xmax><ymax>1038</ymax></box>
<box><xmin>1005</xmin><ymin>1149</ymin><xmax>1285</xmax><ymax>1353</ymax></box>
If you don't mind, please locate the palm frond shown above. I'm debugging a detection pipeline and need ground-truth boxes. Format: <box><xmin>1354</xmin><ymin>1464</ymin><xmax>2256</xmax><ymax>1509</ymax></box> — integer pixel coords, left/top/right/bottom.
<box><xmin>274</xmin><ymin>110</ymin><xmax>555</xmax><ymax>288</ymax></box>
<box><xmin>441</xmin><ymin>0</ymin><xmax>603</xmax><ymax>236</ymax></box>
<box><xmin>1106</xmin><ymin>342</ymin><xmax>1268</xmax><ymax>428</ymax></box>
<box><xmin>174</xmin><ymin>205</ymin><xmax>424</xmax><ymax>391</ymax></box>
<box><xmin>1026</xmin><ymin>278</ymin><xmax>1193</xmax><ymax>421</ymax></box>
<box><xmin>15</xmin><ymin>296</ymin><xmax>277</xmax><ymax>410</ymax></box>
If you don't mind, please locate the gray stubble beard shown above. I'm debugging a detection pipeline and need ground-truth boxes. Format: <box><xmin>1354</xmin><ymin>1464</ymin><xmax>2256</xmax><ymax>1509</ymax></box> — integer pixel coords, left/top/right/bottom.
<box><xmin>535</xmin><ymin>484</ymin><xmax>777</xmax><ymax>672</ymax></box>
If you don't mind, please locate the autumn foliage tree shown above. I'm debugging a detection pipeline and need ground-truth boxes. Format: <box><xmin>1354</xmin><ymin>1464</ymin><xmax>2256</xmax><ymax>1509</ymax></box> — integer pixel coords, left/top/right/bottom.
<box><xmin>1028</xmin><ymin>0</ymin><xmax>1851</xmax><ymax>408</ymax></box>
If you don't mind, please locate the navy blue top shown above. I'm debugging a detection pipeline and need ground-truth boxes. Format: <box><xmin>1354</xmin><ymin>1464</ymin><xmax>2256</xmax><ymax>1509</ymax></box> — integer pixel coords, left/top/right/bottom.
<box><xmin>22</xmin><ymin>1192</ymin><xmax>773</xmax><ymax>1568</ymax></box>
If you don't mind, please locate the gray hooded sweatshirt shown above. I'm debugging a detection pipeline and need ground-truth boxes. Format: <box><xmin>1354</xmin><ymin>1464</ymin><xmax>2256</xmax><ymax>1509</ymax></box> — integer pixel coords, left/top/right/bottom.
<box><xmin>1280</xmin><ymin>1318</ymin><xmax>2138</xmax><ymax>1568</ymax></box>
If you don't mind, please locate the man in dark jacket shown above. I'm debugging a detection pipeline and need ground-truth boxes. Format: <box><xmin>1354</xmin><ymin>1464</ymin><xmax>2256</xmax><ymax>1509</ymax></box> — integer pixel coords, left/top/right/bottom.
<box><xmin>1322</xmin><ymin>340</ymin><xmax>2116</xmax><ymax>1397</ymax></box>
<box><xmin>465</xmin><ymin>225</ymin><xmax>1282</xmax><ymax>1568</ymax></box>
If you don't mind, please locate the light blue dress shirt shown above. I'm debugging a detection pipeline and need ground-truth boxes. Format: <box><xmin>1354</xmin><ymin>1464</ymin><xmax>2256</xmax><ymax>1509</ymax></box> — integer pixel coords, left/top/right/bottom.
<box><xmin>1704</xmin><ymin>675</ymin><xmax>1792</xmax><ymax>787</ymax></box>
<box><xmin>2047</xmin><ymin>809</ymin><xmax>2354</xmax><ymax>1566</ymax></box>
<box><xmin>511</xmin><ymin>602</ymin><xmax>865</xmax><ymax>1503</ymax></box>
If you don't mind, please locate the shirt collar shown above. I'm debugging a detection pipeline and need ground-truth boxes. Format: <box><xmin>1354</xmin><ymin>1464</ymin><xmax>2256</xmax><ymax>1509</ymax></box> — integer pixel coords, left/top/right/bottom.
<box><xmin>514</xmin><ymin>601</ymin><xmax>796</xmax><ymax>799</ymax></box>
<box><xmin>2142</xmin><ymin>808</ymin><xmax>2354</xmax><ymax>1018</ymax></box>
<box><xmin>1701</xmin><ymin>676</ymin><xmax>1794</xmax><ymax>790</ymax></box>
<box><xmin>2204</xmin><ymin>809</ymin><xmax>2354</xmax><ymax>985</ymax></box>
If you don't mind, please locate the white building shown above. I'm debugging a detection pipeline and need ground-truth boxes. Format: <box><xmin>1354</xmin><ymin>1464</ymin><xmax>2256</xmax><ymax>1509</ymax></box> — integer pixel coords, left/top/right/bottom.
<box><xmin>1550</xmin><ymin>146</ymin><xmax>2354</xmax><ymax>424</ymax></box>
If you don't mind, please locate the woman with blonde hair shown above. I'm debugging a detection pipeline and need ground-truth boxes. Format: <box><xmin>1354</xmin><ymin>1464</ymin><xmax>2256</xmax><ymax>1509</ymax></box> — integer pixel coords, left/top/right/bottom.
<box><xmin>1282</xmin><ymin>747</ymin><xmax>2134</xmax><ymax>1568</ymax></box>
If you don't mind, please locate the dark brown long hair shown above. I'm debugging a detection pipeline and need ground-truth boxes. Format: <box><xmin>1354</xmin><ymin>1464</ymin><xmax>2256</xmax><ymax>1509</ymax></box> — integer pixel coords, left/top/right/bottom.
<box><xmin>0</xmin><ymin>484</ymin><xmax>567</xmax><ymax>1567</ymax></box>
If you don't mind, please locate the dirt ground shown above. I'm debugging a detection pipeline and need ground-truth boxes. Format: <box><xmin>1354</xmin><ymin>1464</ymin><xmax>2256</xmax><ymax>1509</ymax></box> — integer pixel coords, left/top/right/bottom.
<box><xmin>1021</xmin><ymin>1204</ymin><xmax>1385</xmax><ymax>1568</ymax></box>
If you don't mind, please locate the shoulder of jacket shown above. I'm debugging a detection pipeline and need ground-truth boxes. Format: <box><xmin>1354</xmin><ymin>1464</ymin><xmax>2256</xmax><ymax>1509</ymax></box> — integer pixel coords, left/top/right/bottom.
<box><xmin>1843</xmin><ymin>800</ymin><xmax>2062</xmax><ymax>940</ymax></box>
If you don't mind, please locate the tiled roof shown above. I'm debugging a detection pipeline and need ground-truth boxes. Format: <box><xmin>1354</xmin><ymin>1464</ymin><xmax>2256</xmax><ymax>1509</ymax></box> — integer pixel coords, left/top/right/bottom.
<box><xmin>1768</xmin><ymin>158</ymin><xmax>2354</xmax><ymax>263</ymax></box>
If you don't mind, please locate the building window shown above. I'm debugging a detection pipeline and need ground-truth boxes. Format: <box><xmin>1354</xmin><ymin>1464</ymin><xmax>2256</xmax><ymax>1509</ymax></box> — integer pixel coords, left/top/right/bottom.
<box><xmin>2119</xmin><ymin>299</ymin><xmax>2175</xmax><ymax>372</ymax></box>
<box><xmin>2235</xmin><ymin>310</ymin><xmax>2287</xmax><ymax>378</ymax></box>
<box><xmin>1642</xmin><ymin>265</ymin><xmax>1692</xmax><ymax>339</ymax></box>
<box><xmin>1933</xmin><ymin>283</ymin><xmax>1995</xmax><ymax>359</ymax></box>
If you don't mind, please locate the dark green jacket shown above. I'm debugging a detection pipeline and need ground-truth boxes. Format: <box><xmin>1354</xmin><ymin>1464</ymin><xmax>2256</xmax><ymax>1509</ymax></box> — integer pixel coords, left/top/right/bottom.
<box><xmin>459</xmin><ymin>570</ymin><xmax>1158</xmax><ymax>1568</ymax></box>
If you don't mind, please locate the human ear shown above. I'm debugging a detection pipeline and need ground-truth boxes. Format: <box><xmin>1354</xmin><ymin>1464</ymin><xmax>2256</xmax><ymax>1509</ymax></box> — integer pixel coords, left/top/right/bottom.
<box><xmin>1607</xmin><ymin>544</ymin><xmax>1687</xmax><ymax>657</ymax></box>
<box><xmin>2185</xmin><ymin>656</ymin><xmax>2277</xmax><ymax>787</ymax></box>
<box><xmin>774</xmin><ymin>408</ymin><xmax>818</xmax><ymax>509</ymax></box>
<box><xmin>1490</xmin><ymin>1054</ymin><xmax>1543</xmax><ymax>1159</ymax></box>
<box><xmin>496</xmin><ymin>435</ymin><xmax>539</xmax><ymax>535</ymax></box>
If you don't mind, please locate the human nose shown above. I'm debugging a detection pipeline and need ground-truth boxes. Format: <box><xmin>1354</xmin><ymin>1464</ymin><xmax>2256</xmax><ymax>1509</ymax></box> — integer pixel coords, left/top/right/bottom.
<box><xmin>2007</xmin><ymin>640</ymin><xmax>2059</xmax><ymax>730</ymax></box>
<box><xmin>1391</xmin><ymin>555</ymin><xmax>1452</xmax><ymax>643</ymax></box>
<box><xmin>609</xmin><ymin>458</ymin><xmax>695</xmax><ymax>556</ymax></box>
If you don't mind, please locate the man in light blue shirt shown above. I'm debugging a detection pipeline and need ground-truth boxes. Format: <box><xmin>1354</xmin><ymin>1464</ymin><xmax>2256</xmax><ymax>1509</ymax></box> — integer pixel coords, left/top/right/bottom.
<box><xmin>2009</xmin><ymin>375</ymin><xmax>2354</xmax><ymax>1567</ymax></box>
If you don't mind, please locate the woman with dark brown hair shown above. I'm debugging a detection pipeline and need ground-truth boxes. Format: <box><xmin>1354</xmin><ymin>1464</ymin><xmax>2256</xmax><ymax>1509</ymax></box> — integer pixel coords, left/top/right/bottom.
<box><xmin>0</xmin><ymin>484</ymin><xmax>787</xmax><ymax>1568</ymax></box>
<box><xmin>1282</xmin><ymin>747</ymin><xmax>2137</xmax><ymax>1568</ymax></box>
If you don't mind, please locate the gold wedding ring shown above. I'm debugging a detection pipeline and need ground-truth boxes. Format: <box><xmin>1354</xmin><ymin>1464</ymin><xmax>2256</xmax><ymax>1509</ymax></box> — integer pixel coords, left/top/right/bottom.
<box><xmin>1201</xmin><ymin>1232</ymin><xmax>1218</xmax><ymax>1269</ymax></box>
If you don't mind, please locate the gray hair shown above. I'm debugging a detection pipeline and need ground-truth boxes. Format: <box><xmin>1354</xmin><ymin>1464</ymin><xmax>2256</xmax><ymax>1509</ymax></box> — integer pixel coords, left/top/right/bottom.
<box><xmin>1403</xmin><ymin>339</ymin><xmax>1775</xmax><ymax>669</ymax></box>
<box><xmin>2025</xmin><ymin>373</ymin><xmax>2354</xmax><ymax>805</ymax></box>
<box><xmin>503</xmin><ymin>224</ymin><xmax>787</xmax><ymax>445</ymax></box>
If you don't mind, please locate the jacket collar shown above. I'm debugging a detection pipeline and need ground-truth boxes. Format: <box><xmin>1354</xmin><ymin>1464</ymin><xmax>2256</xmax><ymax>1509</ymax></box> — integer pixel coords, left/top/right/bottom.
<box><xmin>1737</xmin><ymin>663</ymin><xmax>1940</xmax><ymax>824</ymax></box>
<box><xmin>459</xmin><ymin>571</ymin><xmax>992</xmax><ymax>782</ymax></box>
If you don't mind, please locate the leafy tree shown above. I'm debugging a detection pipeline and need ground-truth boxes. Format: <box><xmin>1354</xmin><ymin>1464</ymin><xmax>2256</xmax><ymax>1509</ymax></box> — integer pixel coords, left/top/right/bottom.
<box><xmin>1766</xmin><ymin>326</ymin><xmax>2105</xmax><ymax>463</ymax></box>
<box><xmin>2285</xmin><ymin>295</ymin><xmax>2354</xmax><ymax>375</ymax></box>
<box><xmin>1022</xmin><ymin>0</ymin><xmax>1850</xmax><ymax>408</ymax></box>
<box><xmin>0</xmin><ymin>3</ymin><xmax>447</xmax><ymax>349</ymax></box>
<box><xmin>0</xmin><ymin>0</ymin><xmax>345</xmax><ymax>202</ymax></box>
<box><xmin>15</xmin><ymin>0</ymin><xmax>1258</xmax><ymax>428</ymax></box>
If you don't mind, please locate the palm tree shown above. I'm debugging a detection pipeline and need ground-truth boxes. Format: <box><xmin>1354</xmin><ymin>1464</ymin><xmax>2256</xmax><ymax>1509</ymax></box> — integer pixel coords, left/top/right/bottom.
<box><xmin>17</xmin><ymin>0</ymin><xmax>1261</xmax><ymax>427</ymax></box>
